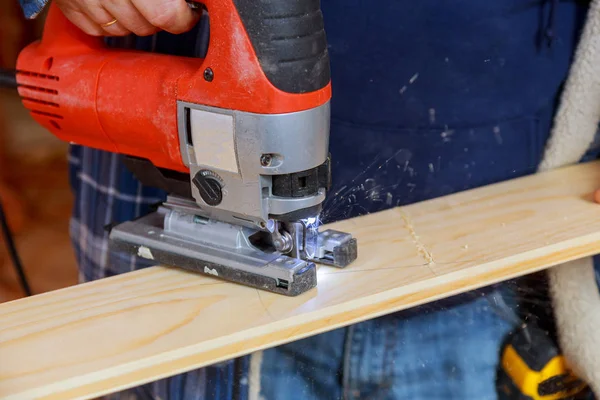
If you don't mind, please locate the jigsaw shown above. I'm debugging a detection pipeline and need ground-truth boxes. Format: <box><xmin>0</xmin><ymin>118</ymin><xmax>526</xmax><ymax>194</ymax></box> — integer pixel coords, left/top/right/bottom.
<box><xmin>14</xmin><ymin>0</ymin><xmax>357</xmax><ymax>295</ymax></box>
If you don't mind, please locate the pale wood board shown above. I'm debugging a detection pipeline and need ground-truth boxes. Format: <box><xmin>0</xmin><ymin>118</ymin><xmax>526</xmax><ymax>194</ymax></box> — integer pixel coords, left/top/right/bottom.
<box><xmin>3</xmin><ymin>161</ymin><xmax>600</xmax><ymax>399</ymax></box>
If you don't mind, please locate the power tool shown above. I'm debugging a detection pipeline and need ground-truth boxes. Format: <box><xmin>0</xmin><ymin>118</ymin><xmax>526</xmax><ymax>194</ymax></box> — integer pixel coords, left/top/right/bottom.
<box><xmin>497</xmin><ymin>322</ymin><xmax>589</xmax><ymax>400</ymax></box>
<box><xmin>14</xmin><ymin>0</ymin><xmax>357</xmax><ymax>296</ymax></box>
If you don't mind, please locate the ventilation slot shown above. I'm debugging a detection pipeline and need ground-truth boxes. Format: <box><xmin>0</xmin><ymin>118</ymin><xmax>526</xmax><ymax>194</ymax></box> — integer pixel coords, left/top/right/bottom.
<box><xmin>16</xmin><ymin>69</ymin><xmax>62</xmax><ymax>129</ymax></box>
<box><xmin>16</xmin><ymin>70</ymin><xmax>59</xmax><ymax>81</ymax></box>
<box><xmin>29</xmin><ymin>110</ymin><xmax>63</xmax><ymax>130</ymax></box>
<box><xmin>30</xmin><ymin>110</ymin><xmax>63</xmax><ymax>119</ymax></box>
<box><xmin>17</xmin><ymin>84</ymin><xmax>58</xmax><ymax>95</ymax></box>
<box><xmin>16</xmin><ymin>69</ymin><xmax>60</xmax><ymax>96</ymax></box>
<box><xmin>21</xmin><ymin>97</ymin><xmax>59</xmax><ymax>108</ymax></box>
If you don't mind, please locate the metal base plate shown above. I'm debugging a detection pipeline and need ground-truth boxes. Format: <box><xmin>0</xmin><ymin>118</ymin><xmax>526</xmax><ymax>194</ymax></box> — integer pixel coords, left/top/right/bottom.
<box><xmin>109</xmin><ymin>211</ymin><xmax>317</xmax><ymax>296</ymax></box>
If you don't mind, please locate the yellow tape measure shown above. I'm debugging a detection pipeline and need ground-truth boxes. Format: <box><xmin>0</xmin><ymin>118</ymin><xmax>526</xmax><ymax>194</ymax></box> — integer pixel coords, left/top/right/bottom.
<box><xmin>497</xmin><ymin>324</ymin><xmax>588</xmax><ymax>400</ymax></box>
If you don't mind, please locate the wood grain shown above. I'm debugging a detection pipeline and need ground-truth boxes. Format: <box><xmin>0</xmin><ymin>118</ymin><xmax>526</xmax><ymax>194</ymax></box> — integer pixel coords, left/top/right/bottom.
<box><xmin>2</xmin><ymin>161</ymin><xmax>600</xmax><ymax>399</ymax></box>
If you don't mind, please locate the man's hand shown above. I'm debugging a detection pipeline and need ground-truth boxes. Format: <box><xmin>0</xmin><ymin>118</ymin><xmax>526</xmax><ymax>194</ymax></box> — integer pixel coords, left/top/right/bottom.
<box><xmin>55</xmin><ymin>0</ymin><xmax>200</xmax><ymax>37</ymax></box>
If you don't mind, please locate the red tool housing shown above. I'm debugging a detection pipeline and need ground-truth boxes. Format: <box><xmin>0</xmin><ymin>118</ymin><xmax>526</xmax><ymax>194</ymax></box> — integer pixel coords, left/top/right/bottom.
<box><xmin>16</xmin><ymin>1</ymin><xmax>332</xmax><ymax>173</ymax></box>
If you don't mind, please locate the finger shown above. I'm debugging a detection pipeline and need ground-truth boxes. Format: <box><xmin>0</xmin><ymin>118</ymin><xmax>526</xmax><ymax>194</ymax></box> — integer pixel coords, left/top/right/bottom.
<box><xmin>103</xmin><ymin>0</ymin><xmax>158</xmax><ymax>36</ymax></box>
<box><xmin>100</xmin><ymin>19</ymin><xmax>131</xmax><ymax>37</ymax></box>
<box><xmin>80</xmin><ymin>1</ymin><xmax>131</xmax><ymax>36</ymax></box>
<box><xmin>61</xmin><ymin>9</ymin><xmax>105</xmax><ymax>36</ymax></box>
<box><xmin>131</xmin><ymin>0</ymin><xmax>200</xmax><ymax>34</ymax></box>
<box><xmin>594</xmin><ymin>189</ymin><xmax>600</xmax><ymax>204</ymax></box>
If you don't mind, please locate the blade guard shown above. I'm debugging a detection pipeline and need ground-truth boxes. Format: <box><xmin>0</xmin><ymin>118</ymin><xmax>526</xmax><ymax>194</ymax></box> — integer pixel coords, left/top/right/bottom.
<box><xmin>15</xmin><ymin>0</ymin><xmax>332</xmax><ymax>172</ymax></box>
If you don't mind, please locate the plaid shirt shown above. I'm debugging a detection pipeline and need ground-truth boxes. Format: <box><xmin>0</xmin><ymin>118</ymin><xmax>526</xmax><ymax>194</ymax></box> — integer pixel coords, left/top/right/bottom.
<box><xmin>69</xmin><ymin>145</ymin><xmax>249</xmax><ymax>400</ymax></box>
<box><xmin>18</xmin><ymin>0</ymin><xmax>45</xmax><ymax>18</ymax></box>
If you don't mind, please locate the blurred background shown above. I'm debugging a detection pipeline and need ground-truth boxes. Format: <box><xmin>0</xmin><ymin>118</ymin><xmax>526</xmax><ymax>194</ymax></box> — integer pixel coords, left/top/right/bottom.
<box><xmin>0</xmin><ymin>0</ymin><xmax>77</xmax><ymax>302</ymax></box>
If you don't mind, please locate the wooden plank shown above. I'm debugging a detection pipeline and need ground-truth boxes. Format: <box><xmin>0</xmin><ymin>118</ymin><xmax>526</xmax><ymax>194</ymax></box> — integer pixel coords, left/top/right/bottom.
<box><xmin>2</xmin><ymin>160</ymin><xmax>600</xmax><ymax>399</ymax></box>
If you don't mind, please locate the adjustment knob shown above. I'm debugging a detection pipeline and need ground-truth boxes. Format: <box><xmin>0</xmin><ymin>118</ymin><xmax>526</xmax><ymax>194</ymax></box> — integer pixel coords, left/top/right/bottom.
<box><xmin>193</xmin><ymin>172</ymin><xmax>223</xmax><ymax>206</ymax></box>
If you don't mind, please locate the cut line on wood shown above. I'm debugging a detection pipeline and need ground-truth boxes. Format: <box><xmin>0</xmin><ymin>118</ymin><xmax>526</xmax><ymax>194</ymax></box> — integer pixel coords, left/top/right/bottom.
<box><xmin>397</xmin><ymin>207</ymin><xmax>436</xmax><ymax>266</ymax></box>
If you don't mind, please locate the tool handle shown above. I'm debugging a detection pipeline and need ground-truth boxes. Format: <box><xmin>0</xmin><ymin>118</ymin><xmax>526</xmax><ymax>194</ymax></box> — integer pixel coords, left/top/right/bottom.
<box><xmin>217</xmin><ymin>0</ymin><xmax>330</xmax><ymax>94</ymax></box>
<box><xmin>35</xmin><ymin>0</ymin><xmax>330</xmax><ymax>95</ymax></box>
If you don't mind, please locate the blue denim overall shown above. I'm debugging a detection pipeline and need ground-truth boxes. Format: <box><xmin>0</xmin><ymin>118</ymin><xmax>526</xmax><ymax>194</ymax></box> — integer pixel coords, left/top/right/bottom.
<box><xmin>258</xmin><ymin>2</ymin><xmax>594</xmax><ymax>399</ymax></box>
